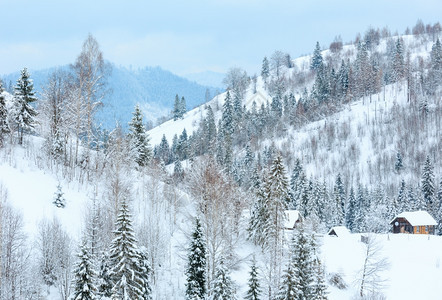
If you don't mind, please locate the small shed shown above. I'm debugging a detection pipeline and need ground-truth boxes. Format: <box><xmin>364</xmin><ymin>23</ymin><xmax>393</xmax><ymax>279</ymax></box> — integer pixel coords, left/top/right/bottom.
<box><xmin>327</xmin><ymin>226</ymin><xmax>351</xmax><ymax>237</ymax></box>
<box><xmin>390</xmin><ymin>211</ymin><xmax>437</xmax><ymax>234</ymax></box>
<box><xmin>284</xmin><ymin>210</ymin><xmax>303</xmax><ymax>230</ymax></box>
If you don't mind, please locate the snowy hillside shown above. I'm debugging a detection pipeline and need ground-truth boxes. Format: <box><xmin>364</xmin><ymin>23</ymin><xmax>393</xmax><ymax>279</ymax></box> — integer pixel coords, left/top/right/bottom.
<box><xmin>1</xmin><ymin>25</ymin><xmax>442</xmax><ymax>300</ymax></box>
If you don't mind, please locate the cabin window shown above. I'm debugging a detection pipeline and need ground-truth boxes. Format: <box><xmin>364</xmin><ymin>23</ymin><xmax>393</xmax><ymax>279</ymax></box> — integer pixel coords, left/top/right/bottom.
<box><xmin>425</xmin><ymin>226</ymin><xmax>428</xmax><ymax>232</ymax></box>
<box><xmin>416</xmin><ymin>226</ymin><xmax>420</xmax><ymax>233</ymax></box>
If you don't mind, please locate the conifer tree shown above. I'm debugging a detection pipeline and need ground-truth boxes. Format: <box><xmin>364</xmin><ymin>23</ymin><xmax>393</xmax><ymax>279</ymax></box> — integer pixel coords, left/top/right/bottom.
<box><xmin>397</xmin><ymin>180</ymin><xmax>408</xmax><ymax>212</ymax></box>
<box><xmin>128</xmin><ymin>104</ymin><xmax>152</xmax><ymax>167</ymax></box>
<box><xmin>108</xmin><ymin>200</ymin><xmax>151</xmax><ymax>299</ymax></box>
<box><xmin>72</xmin><ymin>242</ymin><xmax>98</xmax><ymax>300</ymax></box>
<box><xmin>346</xmin><ymin>186</ymin><xmax>357</xmax><ymax>232</ymax></box>
<box><xmin>13</xmin><ymin>67</ymin><xmax>38</xmax><ymax>144</ymax></box>
<box><xmin>221</xmin><ymin>91</ymin><xmax>234</xmax><ymax>136</ymax></box>
<box><xmin>180</xmin><ymin>96</ymin><xmax>187</xmax><ymax>118</ymax></box>
<box><xmin>333</xmin><ymin>174</ymin><xmax>346</xmax><ymax>225</ymax></box>
<box><xmin>311</xmin><ymin>258</ymin><xmax>328</xmax><ymax>300</ymax></box>
<box><xmin>245</xmin><ymin>258</ymin><xmax>261</xmax><ymax>300</ymax></box>
<box><xmin>394</xmin><ymin>151</ymin><xmax>404</xmax><ymax>174</ymax></box>
<box><xmin>173</xmin><ymin>159</ymin><xmax>184</xmax><ymax>181</ymax></box>
<box><xmin>421</xmin><ymin>155</ymin><xmax>435</xmax><ymax>215</ymax></box>
<box><xmin>173</xmin><ymin>94</ymin><xmax>181</xmax><ymax>121</ymax></box>
<box><xmin>185</xmin><ymin>217</ymin><xmax>207</xmax><ymax>300</ymax></box>
<box><xmin>210</xmin><ymin>256</ymin><xmax>236</xmax><ymax>300</ymax></box>
<box><xmin>0</xmin><ymin>81</ymin><xmax>10</xmax><ymax>147</ymax></box>
<box><xmin>261</xmin><ymin>57</ymin><xmax>270</xmax><ymax>84</ymax></box>
<box><xmin>53</xmin><ymin>183</ymin><xmax>66</xmax><ymax>208</ymax></box>
<box><xmin>310</xmin><ymin>42</ymin><xmax>323</xmax><ymax>72</ymax></box>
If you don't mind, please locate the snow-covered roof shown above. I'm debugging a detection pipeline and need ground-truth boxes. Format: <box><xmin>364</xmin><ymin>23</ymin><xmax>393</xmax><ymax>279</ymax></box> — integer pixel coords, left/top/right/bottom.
<box><xmin>390</xmin><ymin>211</ymin><xmax>437</xmax><ymax>226</ymax></box>
<box><xmin>327</xmin><ymin>226</ymin><xmax>351</xmax><ymax>237</ymax></box>
<box><xmin>284</xmin><ymin>210</ymin><xmax>302</xmax><ymax>229</ymax></box>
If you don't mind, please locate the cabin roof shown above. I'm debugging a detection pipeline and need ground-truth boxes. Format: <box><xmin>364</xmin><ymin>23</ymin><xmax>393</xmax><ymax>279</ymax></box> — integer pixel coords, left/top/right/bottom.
<box><xmin>390</xmin><ymin>211</ymin><xmax>437</xmax><ymax>226</ymax></box>
<box><xmin>327</xmin><ymin>226</ymin><xmax>351</xmax><ymax>237</ymax></box>
<box><xmin>284</xmin><ymin>210</ymin><xmax>302</xmax><ymax>228</ymax></box>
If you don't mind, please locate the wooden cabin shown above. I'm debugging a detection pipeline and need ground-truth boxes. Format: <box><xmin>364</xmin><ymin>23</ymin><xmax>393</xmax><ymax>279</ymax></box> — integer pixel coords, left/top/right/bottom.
<box><xmin>390</xmin><ymin>211</ymin><xmax>437</xmax><ymax>234</ymax></box>
<box><xmin>284</xmin><ymin>210</ymin><xmax>303</xmax><ymax>230</ymax></box>
<box><xmin>328</xmin><ymin>226</ymin><xmax>351</xmax><ymax>237</ymax></box>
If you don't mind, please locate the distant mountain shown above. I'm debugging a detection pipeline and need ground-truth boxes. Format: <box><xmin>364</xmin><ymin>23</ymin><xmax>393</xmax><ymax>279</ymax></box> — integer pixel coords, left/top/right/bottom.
<box><xmin>183</xmin><ymin>70</ymin><xmax>225</xmax><ymax>89</ymax></box>
<box><xmin>1</xmin><ymin>64</ymin><xmax>221</xmax><ymax>130</ymax></box>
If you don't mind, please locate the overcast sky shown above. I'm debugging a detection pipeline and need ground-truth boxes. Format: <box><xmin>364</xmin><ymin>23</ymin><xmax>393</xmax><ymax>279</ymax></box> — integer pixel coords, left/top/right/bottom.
<box><xmin>0</xmin><ymin>0</ymin><xmax>440</xmax><ymax>76</ymax></box>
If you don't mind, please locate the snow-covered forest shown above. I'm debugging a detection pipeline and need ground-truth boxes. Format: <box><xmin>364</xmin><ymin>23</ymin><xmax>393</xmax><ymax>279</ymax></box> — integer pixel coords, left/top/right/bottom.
<box><xmin>1</xmin><ymin>20</ymin><xmax>442</xmax><ymax>299</ymax></box>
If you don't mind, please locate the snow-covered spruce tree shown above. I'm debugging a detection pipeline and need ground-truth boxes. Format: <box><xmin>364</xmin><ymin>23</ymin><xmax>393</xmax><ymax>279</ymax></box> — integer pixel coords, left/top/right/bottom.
<box><xmin>437</xmin><ymin>179</ymin><xmax>442</xmax><ymax>235</ymax></box>
<box><xmin>394</xmin><ymin>151</ymin><xmax>404</xmax><ymax>174</ymax></box>
<box><xmin>210</xmin><ymin>256</ymin><xmax>236</xmax><ymax>300</ymax></box>
<box><xmin>128</xmin><ymin>104</ymin><xmax>152</xmax><ymax>167</ymax></box>
<box><xmin>346</xmin><ymin>186</ymin><xmax>357</xmax><ymax>232</ymax></box>
<box><xmin>180</xmin><ymin>96</ymin><xmax>187</xmax><ymax>118</ymax></box>
<box><xmin>421</xmin><ymin>155</ymin><xmax>436</xmax><ymax>216</ymax></box>
<box><xmin>261</xmin><ymin>56</ymin><xmax>270</xmax><ymax>84</ymax></box>
<box><xmin>311</xmin><ymin>258</ymin><xmax>328</xmax><ymax>300</ymax></box>
<box><xmin>185</xmin><ymin>217</ymin><xmax>207</xmax><ymax>300</ymax></box>
<box><xmin>278</xmin><ymin>225</ymin><xmax>314</xmax><ymax>300</ymax></box>
<box><xmin>13</xmin><ymin>67</ymin><xmax>38</xmax><ymax>144</ymax></box>
<box><xmin>108</xmin><ymin>199</ymin><xmax>151</xmax><ymax>299</ymax></box>
<box><xmin>310</xmin><ymin>42</ymin><xmax>323</xmax><ymax>72</ymax></box>
<box><xmin>397</xmin><ymin>180</ymin><xmax>408</xmax><ymax>212</ymax></box>
<box><xmin>173</xmin><ymin>94</ymin><xmax>181</xmax><ymax>121</ymax></box>
<box><xmin>53</xmin><ymin>183</ymin><xmax>66</xmax><ymax>208</ymax></box>
<box><xmin>245</xmin><ymin>258</ymin><xmax>261</xmax><ymax>300</ymax></box>
<box><xmin>0</xmin><ymin>81</ymin><xmax>10</xmax><ymax>147</ymax></box>
<box><xmin>221</xmin><ymin>91</ymin><xmax>234</xmax><ymax>137</ymax></box>
<box><xmin>71</xmin><ymin>242</ymin><xmax>97</xmax><ymax>300</ymax></box>
<box><xmin>97</xmin><ymin>251</ymin><xmax>113</xmax><ymax>298</ymax></box>
<box><xmin>332</xmin><ymin>173</ymin><xmax>346</xmax><ymax>226</ymax></box>
<box><xmin>173</xmin><ymin>159</ymin><xmax>184</xmax><ymax>182</ymax></box>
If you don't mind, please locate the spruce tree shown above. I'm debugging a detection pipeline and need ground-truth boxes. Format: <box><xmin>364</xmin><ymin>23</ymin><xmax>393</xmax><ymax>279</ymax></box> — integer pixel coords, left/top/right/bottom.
<box><xmin>346</xmin><ymin>186</ymin><xmax>357</xmax><ymax>232</ymax></box>
<box><xmin>13</xmin><ymin>67</ymin><xmax>38</xmax><ymax>144</ymax></box>
<box><xmin>397</xmin><ymin>180</ymin><xmax>407</xmax><ymax>212</ymax></box>
<box><xmin>394</xmin><ymin>151</ymin><xmax>404</xmax><ymax>174</ymax></box>
<box><xmin>180</xmin><ymin>96</ymin><xmax>187</xmax><ymax>118</ymax></box>
<box><xmin>173</xmin><ymin>159</ymin><xmax>184</xmax><ymax>181</ymax></box>
<box><xmin>261</xmin><ymin>57</ymin><xmax>270</xmax><ymax>83</ymax></box>
<box><xmin>108</xmin><ymin>200</ymin><xmax>151</xmax><ymax>299</ymax></box>
<box><xmin>128</xmin><ymin>104</ymin><xmax>152</xmax><ymax>167</ymax></box>
<box><xmin>311</xmin><ymin>258</ymin><xmax>328</xmax><ymax>300</ymax></box>
<box><xmin>310</xmin><ymin>42</ymin><xmax>323</xmax><ymax>72</ymax></box>
<box><xmin>245</xmin><ymin>258</ymin><xmax>261</xmax><ymax>300</ymax></box>
<box><xmin>210</xmin><ymin>256</ymin><xmax>236</xmax><ymax>300</ymax></box>
<box><xmin>72</xmin><ymin>242</ymin><xmax>98</xmax><ymax>300</ymax></box>
<box><xmin>0</xmin><ymin>81</ymin><xmax>10</xmax><ymax>147</ymax></box>
<box><xmin>333</xmin><ymin>174</ymin><xmax>346</xmax><ymax>225</ymax></box>
<box><xmin>185</xmin><ymin>217</ymin><xmax>207</xmax><ymax>300</ymax></box>
<box><xmin>421</xmin><ymin>155</ymin><xmax>435</xmax><ymax>215</ymax></box>
<box><xmin>173</xmin><ymin>94</ymin><xmax>181</xmax><ymax>121</ymax></box>
<box><xmin>53</xmin><ymin>183</ymin><xmax>66</xmax><ymax>208</ymax></box>
<box><xmin>221</xmin><ymin>91</ymin><xmax>234</xmax><ymax>136</ymax></box>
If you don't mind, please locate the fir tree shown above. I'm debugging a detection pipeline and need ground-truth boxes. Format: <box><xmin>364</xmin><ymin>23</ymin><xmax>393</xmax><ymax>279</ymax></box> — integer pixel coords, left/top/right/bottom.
<box><xmin>0</xmin><ymin>81</ymin><xmax>10</xmax><ymax>147</ymax></box>
<box><xmin>394</xmin><ymin>151</ymin><xmax>404</xmax><ymax>174</ymax></box>
<box><xmin>311</xmin><ymin>258</ymin><xmax>328</xmax><ymax>300</ymax></box>
<box><xmin>261</xmin><ymin>57</ymin><xmax>270</xmax><ymax>83</ymax></box>
<box><xmin>210</xmin><ymin>256</ymin><xmax>236</xmax><ymax>300</ymax></box>
<box><xmin>180</xmin><ymin>96</ymin><xmax>187</xmax><ymax>118</ymax></box>
<box><xmin>245</xmin><ymin>258</ymin><xmax>261</xmax><ymax>300</ymax></box>
<box><xmin>333</xmin><ymin>174</ymin><xmax>346</xmax><ymax>225</ymax></box>
<box><xmin>310</xmin><ymin>42</ymin><xmax>323</xmax><ymax>72</ymax></box>
<box><xmin>97</xmin><ymin>251</ymin><xmax>113</xmax><ymax>298</ymax></box>
<box><xmin>397</xmin><ymin>180</ymin><xmax>408</xmax><ymax>212</ymax></box>
<box><xmin>173</xmin><ymin>159</ymin><xmax>185</xmax><ymax>182</ymax></box>
<box><xmin>185</xmin><ymin>218</ymin><xmax>207</xmax><ymax>300</ymax></box>
<box><xmin>128</xmin><ymin>104</ymin><xmax>152</xmax><ymax>167</ymax></box>
<box><xmin>221</xmin><ymin>91</ymin><xmax>234</xmax><ymax>136</ymax></box>
<box><xmin>173</xmin><ymin>94</ymin><xmax>181</xmax><ymax>121</ymax></box>
<box><xmin>108</xmin><ymin>200</ymin><xmax>151</xmax><ymax>299</ymax></box>
<box><xmin>72</xmin><ymin>242</ymin><xmax>98</xmax><ymax>300</ymax></box>
<box><xmin>53</xmin><ymin>183</ymin><xmax>66</xmax><ymax>208</ymax></box>
<box><xmin>13</xmin><ymin>67</ymin><xmax>38</xmax><ymax>144</ymax></box>
<box><xmin>421</xmin><ymin>155</ymin><xmax>436</xmax><ymax>215</ymax></box>
<box><xmin>346</xmin><ymin>186</ymin><xmax>357</xmax><ymax>232</ymax></box>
